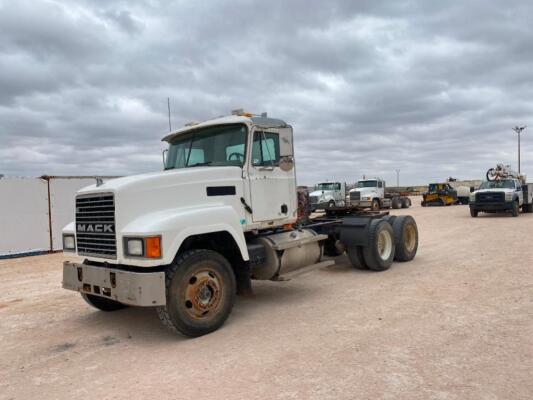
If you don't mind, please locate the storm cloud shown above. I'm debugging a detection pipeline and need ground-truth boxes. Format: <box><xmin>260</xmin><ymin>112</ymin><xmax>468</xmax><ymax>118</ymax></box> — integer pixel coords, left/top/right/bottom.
<box><xmin>1</xmin><ymin>0</ymin><xmax>532</xmax><ymax>185</ymax></box>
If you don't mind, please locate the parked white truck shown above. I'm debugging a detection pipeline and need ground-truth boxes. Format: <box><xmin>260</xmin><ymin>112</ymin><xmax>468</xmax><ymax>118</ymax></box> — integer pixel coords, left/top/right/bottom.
<box><xmin>349</xmin><ymin>178</ymin><xmax>411</xmax><ymax>211</ymax></box>
<box><xmin>469</xmin><ymin>164</ymin><xmax>533</xmax><ymax>217</ymax></box>
<box><xmin>62</xmin><ymin>111</ymin><xmax>419</xmax><ymax>337</ymax></box>
<box><xmin>308</xmin><ymin>182</ymin><xmax>346</xmax><ymax>210</ymax></box>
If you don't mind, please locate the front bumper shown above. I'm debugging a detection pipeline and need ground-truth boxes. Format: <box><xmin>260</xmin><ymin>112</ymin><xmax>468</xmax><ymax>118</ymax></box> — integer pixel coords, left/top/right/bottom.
<box><xmin>350</xmin><ymin>200</ymin><xmax>372</xmax><ymax>208</ymax></box>
<box><xmin>62</xmin><ymin>261</ymin><xmax>166</xmax><ymax>306</ymax></box>
<box><xmin>310</xmin><ymin>201</ymin><xmax>331</xmax><ymax>210</ymax></box>
<box><xmin>469</xmin><ymin>202</ymin><xmax>512</xmax><ymax>212</ymax></box>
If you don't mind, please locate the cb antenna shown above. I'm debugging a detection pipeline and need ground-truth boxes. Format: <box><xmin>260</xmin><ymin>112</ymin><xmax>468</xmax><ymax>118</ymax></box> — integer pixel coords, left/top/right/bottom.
<box><xmin>167</xmin><ymin>97</ymin><xmax>172</xmax><ymax>132</ymax></box>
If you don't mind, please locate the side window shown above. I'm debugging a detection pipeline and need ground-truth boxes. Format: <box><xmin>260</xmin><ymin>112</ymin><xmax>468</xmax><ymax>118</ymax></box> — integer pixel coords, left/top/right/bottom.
<box><xmin>378</xmin><ymin>181</ymin><xmax>383</xmax><ymax>188</ymax></box>
<box><xmin>335</xmin><ymin>183</ymin><xmax>341</xmax><ymax>190</ymax></box>
<box><xmin>252</xmin><ymin>131</ymin><xmax>280</xmax><ymax>166</ymax></box>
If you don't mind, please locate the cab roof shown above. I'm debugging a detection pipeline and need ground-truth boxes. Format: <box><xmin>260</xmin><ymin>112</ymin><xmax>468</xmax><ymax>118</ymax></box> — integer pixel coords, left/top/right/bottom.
<box><xmin>161</xmin><ymin>114</ymin><xmax>288</xmax><ymax>143</ymax></box>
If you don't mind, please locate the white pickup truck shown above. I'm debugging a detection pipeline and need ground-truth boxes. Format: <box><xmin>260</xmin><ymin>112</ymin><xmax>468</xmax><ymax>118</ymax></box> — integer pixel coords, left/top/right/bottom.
<box><xmin>469</xmin><ymin>178</ymin><xmax>533</xmax><ymax>217</ymax></box>
<box><xmin>349</xmin><ymin>178</ymin><xmax>411</xmax><ymax>211</ymax></box>
<box><xmin>61</xmin><ymin>111</ymin><xmax>419</xmax><ymax>337</ymax></box>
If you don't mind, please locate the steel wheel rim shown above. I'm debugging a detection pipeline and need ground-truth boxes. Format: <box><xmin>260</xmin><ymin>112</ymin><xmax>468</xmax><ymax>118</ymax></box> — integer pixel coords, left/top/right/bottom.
<box><xmin>404</xmin><ymin>223</ymin><xmax>416</xmax><ymax>252</ymax></box>
<box><xmin>184</xmin><ymin>269</ymin><xmax>222</xmax><ymax>320</ymax></box>
<box><xmin>377</xmin><ymin>229</ymin><xmax>393</xmax><ymax>260</ymax></box>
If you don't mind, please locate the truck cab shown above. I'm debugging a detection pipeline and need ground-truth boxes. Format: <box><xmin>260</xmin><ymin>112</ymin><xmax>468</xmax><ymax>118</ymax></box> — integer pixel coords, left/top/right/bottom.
<box><xmin>469</xmin><ymin>178</ymin><xmax>524</xmax><ymax>217</ymax></box>
<box><xmin>308</xmin><ymin>182</ymin><xmax>346</xmax><ymax>210</ymax></box>
<box><xmin>63</xmin><ymin>113</ymin><xmax>297</xmax><ymax>267</ymax></box>
<box><xmin>349</xmin><ymin>178</ymin><xmax>385</xmax><ymax>211</ymax></box>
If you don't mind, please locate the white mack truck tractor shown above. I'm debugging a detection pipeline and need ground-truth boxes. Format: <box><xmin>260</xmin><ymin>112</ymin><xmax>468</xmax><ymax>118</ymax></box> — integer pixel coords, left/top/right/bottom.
<box><xmin>469</xmin><ymin>163</ymin><xmax>533</xmax><ymax>217</ymax></box>
<box><xmin>308</xmin><ymin>181</ymin><xmax>346</xmax><ymax>211</ymax></box>
<box><xmin>62</xmin><ymin>111</ymin><xmax>419</xmax><ymax>337</ymax></box>
<box><xmin>349</xmin><ymin>178</ymin><xmax>411</xmax><ymax>211</ymax></box>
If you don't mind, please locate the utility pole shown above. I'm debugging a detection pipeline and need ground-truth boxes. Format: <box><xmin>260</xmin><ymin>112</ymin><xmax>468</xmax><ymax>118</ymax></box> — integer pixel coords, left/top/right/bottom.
<box><xmin>395</xmin><ymin>169</ymin><xmax>400</xmax><ymax>188</ymax></box>
<box><xmin>512</xmin><ymin>126</ymin><xmax>526</xmax><ymax>174</ymax></box>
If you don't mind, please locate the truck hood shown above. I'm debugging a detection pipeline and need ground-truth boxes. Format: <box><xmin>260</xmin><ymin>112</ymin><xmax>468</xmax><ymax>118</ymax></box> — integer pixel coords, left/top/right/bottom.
<box><xmin>76</xmin><ymin>166</ymin><xmax>245</xmax><ymax>234</ymax></box>
<box><xmin>78</xmin><ymin>167</ymin><xmax>241</xmax><ymax>195</ymax></box>
<box><xmin>474</xmin><ymin>188</ymin><xmax>515</xmax><ymax>194</ymax></box>
<box><xmin>350</xmin><ymin>188</ymin><xmax>377</xmax><ymax>196</ymax></box>
<box><xmin>309</xmin><ymin>190</ymin><xmax>332</xmax><ymax>198</ymax></box>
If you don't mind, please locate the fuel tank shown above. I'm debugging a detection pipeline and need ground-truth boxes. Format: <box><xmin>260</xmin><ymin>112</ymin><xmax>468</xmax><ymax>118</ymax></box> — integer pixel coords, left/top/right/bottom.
<box><xmin>250</xmin><ymin>229</ymin><xmax>326</xmax><ymax>280</ymax></box>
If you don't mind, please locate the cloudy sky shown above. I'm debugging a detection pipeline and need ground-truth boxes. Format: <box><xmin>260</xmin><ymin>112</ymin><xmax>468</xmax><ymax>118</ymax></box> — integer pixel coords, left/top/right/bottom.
<box><xmin>1</xmin><ymin>0</ymin><xmax>532</xmax><ymax>186</ymax></box>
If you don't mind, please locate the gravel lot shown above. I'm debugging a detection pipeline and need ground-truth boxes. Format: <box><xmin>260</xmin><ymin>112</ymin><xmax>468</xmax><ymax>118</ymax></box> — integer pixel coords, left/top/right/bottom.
<box><xmin>1</xmin><ymin>199</ymin><xmax>532</xmax><ymax>400</ymax></box>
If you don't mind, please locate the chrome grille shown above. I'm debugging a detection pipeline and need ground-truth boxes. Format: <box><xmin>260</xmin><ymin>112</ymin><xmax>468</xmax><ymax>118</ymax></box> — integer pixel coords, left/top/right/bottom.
<box><xmin>350</xmin><ymin>191</ymin><xmax>361</xmax><ymax>200</ymax></box>
<box><xmin>76</xmin><ymin>194</ymin><xmax>117</xmax><ymax>258</ymax></box>
<box><xmin>309</xmin><ymin>195</ymin><xmax>319</xmax><ymax>205</ymax></box>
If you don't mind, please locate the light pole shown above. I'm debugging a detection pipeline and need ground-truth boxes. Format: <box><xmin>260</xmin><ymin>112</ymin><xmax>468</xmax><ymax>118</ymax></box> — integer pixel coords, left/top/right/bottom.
<box><xmin>395</xmin><ymin>169</ymin><xmax>400</xmax><ymax>188</ymax></box>
<box><xmin>512</xmin><ymin>126</ymin><xmax>526</xmax><ymax>174</ymax></box>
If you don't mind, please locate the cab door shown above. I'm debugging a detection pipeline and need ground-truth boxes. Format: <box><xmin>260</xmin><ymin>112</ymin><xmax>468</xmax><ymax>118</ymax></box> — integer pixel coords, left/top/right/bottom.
<box><xmin>247</xmin><ymin>127</ymin><xmax>296</xmax><ymax>223</ymax></box>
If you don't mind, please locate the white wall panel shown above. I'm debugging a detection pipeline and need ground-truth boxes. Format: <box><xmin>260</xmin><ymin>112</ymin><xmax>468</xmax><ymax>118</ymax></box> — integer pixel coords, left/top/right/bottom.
<box><xmin>0</xmin><ymin>178</ymin><xmax>50</xmax><ymax>256</ymax></box>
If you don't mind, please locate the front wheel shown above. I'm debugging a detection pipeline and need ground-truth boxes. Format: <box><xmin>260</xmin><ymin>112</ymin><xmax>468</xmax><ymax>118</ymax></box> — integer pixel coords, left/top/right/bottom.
<box><xmin>511</xmin><ymin>201</ymin><xmax>519</xmax><ymax>217</ymax></box>
<box><xmin>328</xmin><ymin>200</ymin><xmax>336</xmax><ymax>208</ymax></box>
<box><xmin>371</xmin><ymin>199</ymin><xmax>380</xmax><ymax>211</ymax></box>
<box><xmin>470</xmin><ymin>208</ymin><xmax>478</xmax><ymax>218</ymax></box>
<box><xmin>81</xmin><ymin>293</ymin><xmax>127</xmax><ymax>312</ymax></box>
<box><xmin>157</xmin><ymin>249</ymin><xmax>236</xmax><ymax>337</ymax></box>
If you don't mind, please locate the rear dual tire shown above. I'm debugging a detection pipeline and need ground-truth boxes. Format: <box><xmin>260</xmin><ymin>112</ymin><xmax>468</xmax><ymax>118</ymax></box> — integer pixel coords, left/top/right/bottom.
<box><xmin>392</xmin><ymin>198</ymin><xmax>401</xmax><ymax>209</ymax></box>
<box><xmin>391</xmin><ymin>215</ymin><xmax>418</xmax><ymax>261</ymax></box>
<box><xmin>400</xmin><ymin>197</ymin><xmax>410</xmax><ymax>208</ymax></box>
<box><xmin>348</xmin><ymin>219</ymin><xmax>395</xmax><ymax>271</ymax></box>
<box><xmin>347</xmin><ymin>216</ymin><xmax>418</xmax><ymax>271</ymax></box>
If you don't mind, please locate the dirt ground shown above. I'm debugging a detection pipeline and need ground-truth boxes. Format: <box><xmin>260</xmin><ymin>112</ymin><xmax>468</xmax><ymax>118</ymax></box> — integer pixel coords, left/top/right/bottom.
<box><xmin>1</xmin><ymin>199</ymin><xmax>532</xmax><ymax>400</ymax></box>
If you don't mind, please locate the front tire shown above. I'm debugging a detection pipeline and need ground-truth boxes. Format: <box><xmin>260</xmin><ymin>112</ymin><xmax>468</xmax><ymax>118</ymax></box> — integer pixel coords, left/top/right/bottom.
<box><xmin>81</xmin><ymin>293</ymin><xmax>127</xmax><ymax>312</ymax></box>
<box><xmin>371</xmin><ymin>199</ymin><xmax>380</xmax><ymax>211</ymax></box>
<box><xmin>470</xmin><ymin>208</ymin><xmax>478</xmax><ymax>218</ymax></box>
<box><xmin>511</xmin><ymin>201</ymin><xmax>519</xmax><ymax>217</ymax></box>
<box><xmin>157</xmin><ymin>249</ymin><xmax>236</xmax><ymax>337</ymax></box>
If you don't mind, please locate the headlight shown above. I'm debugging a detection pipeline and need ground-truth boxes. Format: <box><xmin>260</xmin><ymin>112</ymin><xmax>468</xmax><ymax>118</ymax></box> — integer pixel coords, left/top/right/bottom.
<box><xmin>505</xmin><ymin>192</ymin><xmax>513</xmax><ymax>201</ymax></box>
<box><xmin>63</xmin><ymin>234</ymin><xmax>76</xmax><ymax>251</ymax></box>
<box><xmin>126</xmin><ymin>238</ymin><xmax>144</xmax><ymax>256</ymax></box>
<box><xmin>124</xmin><ymin>236</ymin><xmax>161</xmax><ymax>259</ymax></box>
<box><xmin>469</xmin><ymin>193</ymin><xmax>476</xmax><ymax>202</ymax></box>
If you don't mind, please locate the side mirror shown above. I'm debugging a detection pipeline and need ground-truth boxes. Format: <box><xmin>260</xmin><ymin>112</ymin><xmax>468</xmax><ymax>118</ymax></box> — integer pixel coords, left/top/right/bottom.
<box><xmin>162</xmin><ymin>149</ymin><xmax>168</xmax><ymax>169</ymax></box>
<box><xmin>278</xmin><ymin>127</ymin><xmax>294</xmax><ymax>157</ymax></box>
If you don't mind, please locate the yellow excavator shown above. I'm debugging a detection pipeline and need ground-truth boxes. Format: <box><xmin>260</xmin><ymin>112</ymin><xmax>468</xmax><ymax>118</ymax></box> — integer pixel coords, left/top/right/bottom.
<box><xmin>421</xmin><ymin>183</ymin><xmax>457</xmax><ymax>206</ymax></box>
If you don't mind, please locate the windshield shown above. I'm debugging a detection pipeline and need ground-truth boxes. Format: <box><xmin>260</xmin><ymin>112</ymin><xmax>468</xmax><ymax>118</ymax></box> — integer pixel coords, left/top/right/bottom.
<box><xmin>357</xmin><ymin>180</ymin><xmax>377</xmax><ymax>188</ymax></box>
<box><xmin>165</xmin><ymin>124</ymin><xmax>247</xmax><ymax>169</ymax></box>
<box><xmin>316</xmin><ymin>183</ymin><xmax>340</xmax><ymax>191</ymax></box>
<box><xmin>479</xmin><ymin>180</ymin><xmax>515</xmax><ymax>189</ymax></box>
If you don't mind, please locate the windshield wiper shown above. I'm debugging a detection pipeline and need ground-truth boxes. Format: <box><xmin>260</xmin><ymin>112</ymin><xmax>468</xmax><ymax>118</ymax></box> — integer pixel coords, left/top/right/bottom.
<box><xmin>186</xmin><ymin>161</ymin><xmax>212</xmax><ymax>167</ymax></box>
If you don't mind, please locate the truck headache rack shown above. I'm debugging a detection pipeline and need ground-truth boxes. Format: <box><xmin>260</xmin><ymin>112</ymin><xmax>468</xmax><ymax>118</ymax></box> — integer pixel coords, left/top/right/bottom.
<box><xmin>76</xmin><ymin>194</ymin><xmax>117</xmax><ymax>259</ymax></box>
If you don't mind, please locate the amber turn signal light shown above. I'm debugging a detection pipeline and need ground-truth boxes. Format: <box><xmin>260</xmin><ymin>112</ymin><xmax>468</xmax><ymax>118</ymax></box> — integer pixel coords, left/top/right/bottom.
<box><xmin>145</xmin><ymin>236</ymin><xmax>161</xmax><ymax>258</ymax></box>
